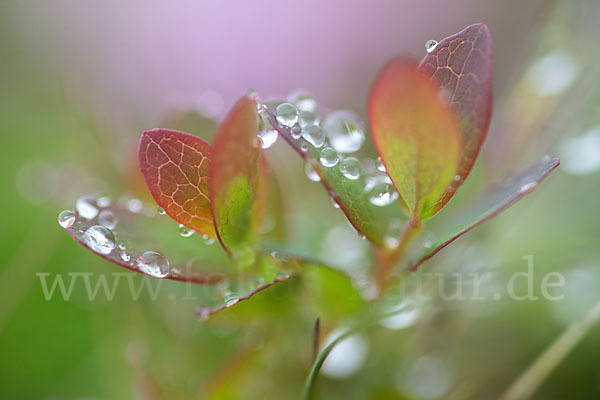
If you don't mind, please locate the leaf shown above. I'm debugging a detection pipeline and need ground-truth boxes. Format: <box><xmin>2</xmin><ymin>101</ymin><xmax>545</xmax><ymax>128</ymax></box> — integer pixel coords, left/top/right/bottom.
<box><xmin>264</xmin><ymin>109</ymin><xmax>406</xmax><ymax>248</ymax></box>
<box><xmin>63</xmin><ymin>195</ymin><xmax>230</xmax><ymax>285</ymax></box>
<box><xmin>210</xmin><ymin>95</ymin><xmax>268</xmax><ymax>258</ymax></box>
<box><xmin>409</xmin><ymin>157</ymin><xmax>560</xmax><ymax>270</ymax></box>
<box><xmin>138</xmin><ymin>129</ymin><xmax>216</xmax><ymax>238</ymax></box>
<box><xmin>368</xmin><ymin>58</ymin><xmax>463</xmax><ymax>220</ymax></box>
<box><xmin>418</xmin><ymin>23</ymin><xmax>493</xmax><ymax>218</ymax></box>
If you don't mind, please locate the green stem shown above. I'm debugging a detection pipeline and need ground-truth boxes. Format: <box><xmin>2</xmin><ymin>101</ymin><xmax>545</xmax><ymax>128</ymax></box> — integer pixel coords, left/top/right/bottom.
<box><xmin>500</xmin><ymin>297</ymin><xmax>600</xmax><ymax>400</ymax></box>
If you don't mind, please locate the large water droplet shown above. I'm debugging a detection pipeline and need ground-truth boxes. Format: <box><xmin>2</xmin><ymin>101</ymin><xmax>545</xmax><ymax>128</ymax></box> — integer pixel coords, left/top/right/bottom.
<box><xmin>257</xmin><ymin>128</ymin><xmax>278</xmax><ymax>149</ymax></box>
<box><xmin>425</xmin><ymin>39</ymin><xmax>438</xmax><ymax>53</ymax></box>
<box><xmin>58</xmin><ymin>210</ymin><xmax>76</xmax><ymax>229</ymax></box>
<box><xmin>301</xmin><ymin>124</ymin><xmax>325</xmax><ymax>148</ymax></box>
<box><xmin>322</xmin><ymin>111</ymin><xmax>365</xmax><ymax>153</ymax></box>
<box><xmin>287</xmin><ymin>90</ymin><xmax>317</xmax><ymax>112</ymax></box>
<box><xmin>98</xmin><ymin>210</ymin><xmax>118</xmax><ymax>229</ymax></box>
<box><xmin>339</xmin><ymin>157</ymin><xmax>362</xmax><ymax>180</ymax></box>
<box><xmin>76</xmin><ymin>196</ymin><xmax>98</xmax><ymax>219</ymax></box>
<box><xmin>83</xmin><ymin>225</ymin><xmax>116</xmax><ymax>255</ymax></box>
<box><xmin>178</xmin><ymin>224</ymin><xmax>195</xmax><ymax>237</ymax></box>
<box><xmin>275</xmin><ymin>103</ymin><xmax>299</xmax><ymax>127</ymax></box>
<box><xmin>319</xmin><ymin>147</ymin><xmax>339</xmax><ymax>167</ymax></box>
<box><xmin>136</xmin><ymin>251</ymin><xmax>170</xmax><ymax>278</ymax></box>
<box><xmin>364</xmin><ymin>175</ymin><xmax>399</xmax><ymax>206</ymax></box>
<box><xmin>305</xmin><ymin>163</ymin><xmax>321</xmax><ymax>182</ymax></box>
<box><xmin>299</xmin><ymin>110</ymin><xmax>319</xmax><ymax>128</ymax></box>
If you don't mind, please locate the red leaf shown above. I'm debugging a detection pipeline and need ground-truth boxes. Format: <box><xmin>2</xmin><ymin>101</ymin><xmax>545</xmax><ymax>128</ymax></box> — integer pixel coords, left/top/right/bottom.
<box><xmin>138</xmin><ymin>129</ymin><xmax>216</xmax><ymax>237</ymax></box>
<box><xmin>418</xmin><ymin>23</ymin><xmax>493</xmax><ymax>218</ymax></box>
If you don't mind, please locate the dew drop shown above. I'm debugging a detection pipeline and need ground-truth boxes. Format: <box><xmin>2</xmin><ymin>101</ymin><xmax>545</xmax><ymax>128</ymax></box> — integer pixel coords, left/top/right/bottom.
<box><xmin>330</xmin><ymin>197</ymin><xmax>341</xmax><ymax>209</ymax></box>
<box><xmin>178</xmin><ymin>224</ymin><xmax>194</xmax><ymax>237</ymax></box>
<box><xmin>385</xmin><ymin>236</ymin><xmax>399</xmax><ymax>249</ymax></box>
<box><xmin>117</xmin><ymin>242</ymin><xmax>127</xmax><ymax>251</ymax></box>
<box><xmin>127</xmin><ymin>198</ymin><xmax>143</xmax><ymax>213</ymax></box>
<box><xmin>453</xmin><ymin>174</ymin><xmax>461</xmax><ymax>182</ymax></box>
<box><xmin>425</xmin><ymin>39</ymin><xmax>438</xmax><ymax>53</ymax></box>
<box><xmin>98</xmin><ymin>210</ymin><xmax>118</xmax><ymax>229</ymax></box>
<box><xmin>83</xmin><ymin>225</ymin><xmax>116</xmax><ymax>255</ymax></box>
<box><xmin>120</xmin><ymin>252</ymin><xmax>131</xmax><ymax>263</ymax></box>
<box><xmin>299</xmin><ymin>110</ymin><xmax>319</xmax><ymax>128</ymax></box>
<box><xmin>319</xmin><ymin>147</ymin><xmax>339</xmax><ymax>168</ymax></box>
<box><xmin>300</xmin><ymin>141</ymin><xmax>309</xmax><ymax>152</ymax></box>
<box><xmin>97</xmin><ymin>196</ymin><xmax>111</xmax><ymax>208</ymax></box>
<box><xmin>157</xmin><ymin>206</ymin><xmax>166</xmax><ymax>215</ymax></box>
<box><xmin>224</xmin><ymin>293</ymin><xmax>240</xmax><ymax>306</ymax></box>
<box><xmin>520</xmin><ymin>182</ymin><xmax>538</xmax><ymax>193</ymax></box>
<box><xmin>364</xmin><ymin>175</ymin><xmax>398</xmax><ymax>206</ymax></box>
<box><xmin>76</xmin><ymin>195</ymin><xmax>98</xmax><ymax>219</ymax></box>
<box><xmin>301</xmin><ymin>124</ymin><xmax>325</xmax><ymax>148</ymax></box>
<box><xmin>136</xmin><ymin>251</ymin><xmax>170</xmax><ymax>278</ymax></box>
<box><xmin>58</xmin><ymin>210</ymin><xmax>76</xmax><ymax>229</ymax></box>
<box><xmin>376</xmin><ymin>157</ymin><xmax>386</xmax><ymax>172</ymax></box>
<box><xmin>339</xmin><ymin>157</ymin><xmax>362</xmax><ymax>180</ymax></box>
<box><xmin>287</xmin><ymin>90</ymin><xmax>317</xmax><ymax>112</ymax></box>
<box><xmin>305</xmin><ymin>163</ymin><xmax>321</xmax><ymax>182</ymax></box>
<box><xmin>291</xmin><ymin>126</ymin><xmax>302</xmax><ymax>139</ymax></box>
<box><xmin>322</xmin><ymin>111</ymin><xmax>365</xmax><ymax>153</ymax></box>
<box><xmin>257</xmin><ymin>128</ymin><xmax>278</xmax><ymax>149</ymax></box>
<box><xmin>275</xmin><ymin>103</ymin><xmax>299</xmax><ymax>127</ymax></box>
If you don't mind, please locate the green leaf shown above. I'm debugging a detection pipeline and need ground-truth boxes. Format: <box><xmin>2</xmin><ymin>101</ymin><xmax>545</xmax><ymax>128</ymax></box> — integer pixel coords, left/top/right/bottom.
<box><xmin>368</xmin><ymin>58</ymin><xmax>463</xmax><ymax>221</ymax></box>
<box><xmin>210</xmin><ymin>95</ymin><xmax>269</xmax><ymax>262</ymax></box>
<box><xmin>409</xmin><ymin>157</ymin><xmax>560</xmax><ymax>270</ymax></box>
<box><xmin>264</xmin><ymin>109</ymin><xmax>406</xmax><ymax>248</ymax></box>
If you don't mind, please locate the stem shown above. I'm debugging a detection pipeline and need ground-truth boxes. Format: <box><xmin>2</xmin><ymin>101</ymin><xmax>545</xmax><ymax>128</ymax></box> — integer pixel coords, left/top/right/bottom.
<box><xmin>375</xmin><ymin>217</ymin><xmax>421</xmax><ymax>292</ymax></box>
<box><xmin>500</xmin><ymin>297</ymin><xmax>600</xmax><ymax>400</ymax></box>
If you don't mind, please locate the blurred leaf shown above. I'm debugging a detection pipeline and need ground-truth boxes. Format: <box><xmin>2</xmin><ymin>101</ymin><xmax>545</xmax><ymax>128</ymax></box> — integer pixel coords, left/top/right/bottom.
<box><xmin>265</xmin><ymin>110</ymin><xmax>406</xmax><ymax>248</ymax></box>
<box><xmin>409</xmin><ymin>157</ymin><xmax>560</xmax><ymax>270</ymax></box>
<box><xmin>138</xmin><ymin>129</ymin><xmax>216</xmax><ymax>238</ymax></box>
<box><xmin>210</xmin><ymin>96</ymin><xmax>268</xmax><ymax>260</ymax></box>
<box><xmin>63</xmin><ymin>196</ymin><xmax>229</xmax><ymax>284</ymax></box>
<box><xmin>368</xmin><ymin>58</ymin><xmax>462</xmax><ymax>220</ymax></box>
<box><xmin>158</xmin><ymin>109</ymin><xmax>218</xmax><ymax>142</ymax></box>
<box><xmin>418</xmin><ymin>23</ymin><xmax>493</xmax><ymax>218</ymax></box>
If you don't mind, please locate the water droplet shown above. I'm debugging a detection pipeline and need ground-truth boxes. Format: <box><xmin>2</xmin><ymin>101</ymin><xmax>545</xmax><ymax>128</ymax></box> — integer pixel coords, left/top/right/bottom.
<box><xmin>385</xmin><ymin>236</ymin><xmax>399</xmax><ymax>249</ymax></box>
<box><xmin>330</xmin><ymin>197</ymin><xmax>341</xmax><ymax>209</ymax></box>
<box><xmin>275</xmin><ymin>103</ymin><xmax>299</xmax><ymax>127</ymax></box>
<box><xmin>300</xmin><ymin>141</ymin><xmax>309</xmax><ymax>152</ymax></box>
<box><xmin>299</xmin><ymin>110</ymin><xmax>319</xmax><ymax>128</ymax></box>
<box><xmin>520</xmin><ymin>182</ymin><xmax>538</xmax><ymax>193</ymax></box>
<box><xmin>290</xmin><ymin>126</ymin><xmax>302</xmax><ymax>139</ymax></box>
<box><xmin>83</xmin><ymin>225</ymin><xmax>116</xmax><ymax>255</ymax></box>
<box><xmin>224</xmin><ymin>293</ymin><xmax>240</xmax><ymax>306</ymax></box>
<box><xmin>98</xmin><ymin>210</ymin><xmax>118</xmax><ymax>229</ymax></box>
<box><xmin>120</xmin><ymin>252</ymin><xmax>131</xmax><ymax>263</ymax></box>
<box><xmin>301</xmin><ymin>124</ymin><xmax>325</xmax><ymax>148</ymax></box>
<box><xmin>364</xmin><ymin>175</ymin><xmax>399</xmax><ymax>206</ymax></box>
<box><xmin>257</xmin><ymin>128</ymin><xmax>278</xmax><ymax>149</ymax></box>
<box><xmin>157</xmin><ymin>206</ymin><xmax>166</xmax><ymax>215</ymax></box>
<box><xmin>97</xmin><ymin>196</ymin><xmax>111</xmax><ymax>207</ymax></box>
<box><xmin>319</xmin><ymin>147</ymin><xmax>339</xmax><ymax>167</ymax></box>
<box><xmin>339</xmin><ymin>157</ymin><xmax>362</xmax><ymax>180</ymax></box>
<box><xmin>127</xmin><ymin>198</ymin><xmax>143</xmax><ymax>213</ymax></box>
<box><xmin>453</xmin><ymin>174</ymin><xmax>461</xmax><ymax>182</ymax></box>
<box><xmin>117</xmin><ymin>242</ymin><xmax>127</xmax><ymax>250</ymax></box>
<box><xmin>136</xmin><ymin>251</ymin><xmax>170</xmax><ymax>278</ymax></box>
<box><xmin>58</xmin><ymin>210</ymin><xmax>76</xmax><ymax>229</ymax></box>
<box><xmin>425</xmin><ymin>39</ymin><xmax>438</xmax><ymax>53</ymax></box>
<box><xmin>178</xmin><ymin>224</ymin><xmax>194</xmax><ymax>237</ymax></box>
<box><xmin>245</xmin><ymin>88</ymin><xmax>259</xmax><ymax>100</ymax></box>
<box><xmin>305</xmin><ymin>163</ymin><xmax>321</xmax><ymax>182</ymax></box>
<box><xmin>380</xmin><ymin>298</ymin><xmax>422</xmax><ymax>330</ymax></box>
<box><xmin>76</xmin><ymin>196</ymin><xmax>98</xmax><ymax>219</ymax></box>
<box><xmin>322</xmin><ymin>111</ymin><xmax>365</xmax><ymax>153</ymax></box>
<box><xmin>287</xmin><ymin>90</ymin><xmax>317</xmax><ymax>112</ymax></box>
<box><xmin>423</xmin><ymin>239</ymin><xmax>433</xmax><ymax>248</ymax></box>
<box><xmin>376</xmin><ymin>157</ymin><xmax>386</xmax><ymax>172</ymax></box>
<box><xmin>249</xmin><ymin>276</ymin><xmax>265</xmax><ymax>289</ymax></box>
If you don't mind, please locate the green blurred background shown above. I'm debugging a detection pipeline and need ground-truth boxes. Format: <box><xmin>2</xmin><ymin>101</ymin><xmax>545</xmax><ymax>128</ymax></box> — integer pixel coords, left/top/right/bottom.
<box><xmin>2</xmin><ymin>0</ymin><xmax>600</xmax><ymax>399</ymax></box>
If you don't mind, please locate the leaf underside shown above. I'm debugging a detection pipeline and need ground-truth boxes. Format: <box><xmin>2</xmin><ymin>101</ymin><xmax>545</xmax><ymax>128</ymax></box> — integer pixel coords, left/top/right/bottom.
<box><xmin>418</xmin><ymin>23</ymin><xmax>493</xmax><ymax>218</ymax></box>
<box><xmin>369</xmin><ymin>58</ymin><xmax>463</xmax><ymax>220</ymax></box>
<box><xmin>264</xmin><ymin>110</ymin><xmax>406</xmax><ymax>248</ymax></box>
<box><xmin>409</xmin><ymin>157</ymin><xmax>560</xmax><ymax>270</ymax></box>
<box><xmin>210</xmin><ymin>95</ymin><xmax>268</xmax><ymax>255</ymax></box>
<box><xmin>138</xmin><ymin>129</ymin><xmax>216</xmax><ymax>237</ymax></box>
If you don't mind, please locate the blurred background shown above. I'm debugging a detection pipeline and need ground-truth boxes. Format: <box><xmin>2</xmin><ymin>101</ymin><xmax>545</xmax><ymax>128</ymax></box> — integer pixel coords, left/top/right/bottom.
<box><xmin>2</xmin><ymin>0</ymin><xmax>600</xmax><ymax>399</ymax></box>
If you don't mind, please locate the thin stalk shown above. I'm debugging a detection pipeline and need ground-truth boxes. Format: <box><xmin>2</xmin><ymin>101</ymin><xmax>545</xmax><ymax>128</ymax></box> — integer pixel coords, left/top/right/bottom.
<box><xmin>500</xmin><ymin>297</ymin><xmax>600</xmax><ymax>400</ymax></box>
